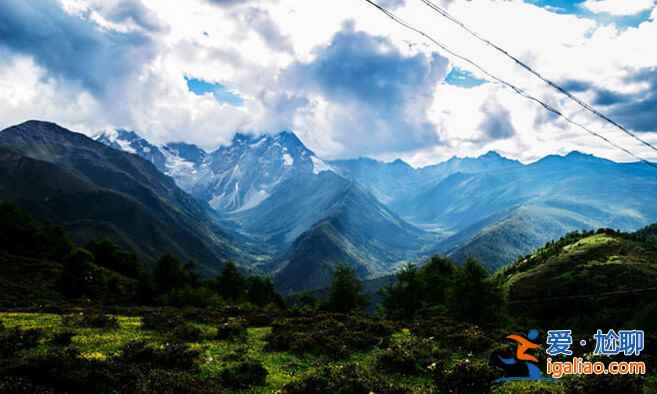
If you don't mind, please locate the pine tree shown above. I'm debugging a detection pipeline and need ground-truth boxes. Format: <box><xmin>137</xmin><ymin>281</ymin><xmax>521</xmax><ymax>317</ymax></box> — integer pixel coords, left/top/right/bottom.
<box><xmin>381</xmin><ymin>263</ymin><xmax>422</xmax><ymax>319</ymax></box>
<box><xmin>215</xmin><ymin>261</ymin><xmax>245</xmax><ymax>301</ymax></box>
<box><xmin>325</xmin><ymin>264</ymin><xmax>368</xmax><ymax>313</ymax></box>
<box><xmin>447</xmin><ymin>257</ymin><xmax>502</xmax><ymax>324</ymax></box>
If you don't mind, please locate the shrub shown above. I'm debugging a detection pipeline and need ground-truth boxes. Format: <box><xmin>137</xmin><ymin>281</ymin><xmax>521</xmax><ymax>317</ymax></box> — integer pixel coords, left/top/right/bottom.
<box><xmin>411</xmin><ymin>316</ymin><xmax>498</xmax><ymax>354</ymax></box>
<box><xmin>169</xmin><ymin>324</ymin><xmax>202</xmax><ymax>343</ymax></box>
<box><xmin>244</xmin><ymin>312</ymin><xmax>275</xmax><ymax>327</ymax></box>
<box><xmin>62</xmin><ymin>313</ymin><xmax>119</xmax><ymax>329</ymax></box>
<box><xmin>266</xmin><ymin>314</ymin><xmax>393</xmax><ymax>358</ymax></box>
<box><xmin>216</xmin><ymin>320</ymin><xmax>247</xmax><ymax>341</ymax></box>
<box><xmin>119</xmin><ymin>341</ymin><xmax>199</xmax><ymax>372</ymax></box>
<box><xmin>0</xmin><ymin>328</ymin><xmax>42</xmax><ymax>357</ymax></box>
<box><xmin>376</xmin><ymin>336</ymin><xmax>445</xmax><ymax>375</ymax></box>
<box><xmin>218</xmin><ymin>360</ymin><xmax>268</xmax><ymax>389</ymax></box>
<box><xmin>0</xmin><ymin>344</ymin><xmax>228</xmax><ymax>394</ymax></box>
<box><xmin>50</xmin><ymin>330</ymin><xmax>75</xmax><ymax>347</ymax></box>
<box><xmin>0</xmin><ymin>347</ymin><xmax>119</xmax><ymax>393</ymax></box>
<box><xmin>141</xmin><ymin>311</ymin><xmax>185</xmax><ymax>332</ymax></box>
<box><xmin>435</xmin><ymin>359</ymin><xmax>496</xmax><ymax>393</ymax></box>
<box><xmin>281</xmin><ymin>364</ymin><xmax>408</xmax><ymax>394</ymax></box>
<box><xmin>127</xmin><ymin>369</ymin><xmax>225</xmax><ymax>394</ymax></box>
<box><xmin>0</xmin><ymin>377</ymin><xmax>55</xmax><ymax>394</ymax></box>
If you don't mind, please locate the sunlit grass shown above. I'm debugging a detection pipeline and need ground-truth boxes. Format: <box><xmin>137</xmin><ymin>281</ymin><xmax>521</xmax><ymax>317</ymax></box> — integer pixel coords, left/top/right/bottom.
<box><xmin>0</xmin><ymin>312</ymin><xmax>575</xmax><ymax>393</ymax></box>
<box><xmin>74</xmin><ymin>316</ymin><xmax>154</xmax><ymax>358</ymax></box>
<box><xmin>0</xmin><ymin>312</ymin><xmax>61</xmax><ymax>330</ymax></box>
<box><xmin>198</xmin><ymin>326</ymin><xmax>318</xmax><ymax>392</ymax></box>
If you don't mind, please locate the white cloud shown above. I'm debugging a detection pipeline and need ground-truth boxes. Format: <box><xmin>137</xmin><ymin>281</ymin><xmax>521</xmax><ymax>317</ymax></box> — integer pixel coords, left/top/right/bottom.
<box><xmin>583</xmin><ymin>0</ymin><xmax>655</xmax><ymax>16</ymax></box>
<box><xmin>0</xmin><ymin>0</ymin><xmax>656</xmax><ymax>166</ymax></box>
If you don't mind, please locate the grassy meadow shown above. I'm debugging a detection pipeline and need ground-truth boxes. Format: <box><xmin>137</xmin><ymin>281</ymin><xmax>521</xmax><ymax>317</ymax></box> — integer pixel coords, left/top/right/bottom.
<box><xmin>0</xmin><ymin>310</ymin><xmax>630</xmax><ymax>393</ymax></box>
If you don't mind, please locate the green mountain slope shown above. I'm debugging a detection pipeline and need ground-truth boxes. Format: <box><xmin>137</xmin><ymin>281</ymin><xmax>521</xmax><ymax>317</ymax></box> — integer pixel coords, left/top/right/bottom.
<box><xmin>498</xmin><ymin>228</ymin><xmax>657</xmax><ymax>328</ymax></box>
<box><xmin>0</xmin><ymin>121</ymin><xmax>256</xmax><ymax>274</ymax></box>
<box><xmin>444</xmin><ymin>204</ymin><xmax>602</xmax><ymax>269</ymax></box>
<box><xmin>273</xmin><ymin>180</ymin><xmax>430</xmax><ymax>293</ymax></box>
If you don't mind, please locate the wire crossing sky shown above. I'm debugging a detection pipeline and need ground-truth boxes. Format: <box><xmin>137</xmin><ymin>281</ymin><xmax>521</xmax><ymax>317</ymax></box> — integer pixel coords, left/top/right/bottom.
<box><xmin>419</xmin><ymin>0</ymin><xmax>657</xmax><ymax>155</ymax></box>
<box><xmin>364</xmin><ymin>0</ymin><xmax>657</xmax><ymax>168</ymax></box>
<box><xmin>1</xmin><ymin>0</ymin><xmax>657</xmax><ymax>166</ymax></box>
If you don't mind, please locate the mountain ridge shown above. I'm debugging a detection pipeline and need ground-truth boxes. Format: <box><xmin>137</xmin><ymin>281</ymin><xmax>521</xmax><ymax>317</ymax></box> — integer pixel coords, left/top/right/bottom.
<box><xmin>84</xmin><ymin>122</ymin><xmax>657</xmax><ymax>284</ymax></box>
<box><xmin>0</xmin><ymin>120</ymin><xmax>263</xmax><ymax>274</ymax></box>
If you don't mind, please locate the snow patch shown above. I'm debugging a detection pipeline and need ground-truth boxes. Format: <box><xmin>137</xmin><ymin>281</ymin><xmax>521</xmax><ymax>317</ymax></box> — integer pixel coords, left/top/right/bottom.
<box><xmin>234</xmin><ymin>189</ymin><xmax>270</xmax><ymax>212</ymax></box>
<box><xmin>209</xmin><ymin>192</ymin><xmax>226</xmax><ymax>210</ymax></box>
<box><xmin>161</xmin><ymin>147</ymin><xmax>201</xmax><ymax>191</ymax></box>
<box><xmin>249</xmin><ymin>136</ymin><xmax>267</xmax><ymax>148</ymax></box>
<box><xmin>101</xmin><ymin>129</ymin><xmax>119</xmax><ymax>142</ymax></box>
<box><xmin>100</xmin><ymin>129</ymin><xmax>137</xmax><ymax>153</ymax></box>
<box><xmin>115</xmin><ymin>137</ymin><xmax>136</xmax><ymax>154</ymax></box>
<box><xmin>311</xmin><ymin>155</ymin><xmax>333</xmax><ymax>175</ymax></box>
<box><xmin>283</xmin><ymin>153</ymin><xmax>294</xmax><ymax>166</ymax></box>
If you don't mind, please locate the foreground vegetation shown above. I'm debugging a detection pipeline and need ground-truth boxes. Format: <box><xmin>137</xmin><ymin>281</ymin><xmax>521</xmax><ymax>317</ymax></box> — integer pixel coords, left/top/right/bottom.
<box><xmin>1</xmin><ymin>308</ymin><xmax>654</xmax><ymax>393</ymax></box>
<box><xmin>2</xmin><ymin>201</ymin><xmax>657</xmax><ymax>392</ymax></box>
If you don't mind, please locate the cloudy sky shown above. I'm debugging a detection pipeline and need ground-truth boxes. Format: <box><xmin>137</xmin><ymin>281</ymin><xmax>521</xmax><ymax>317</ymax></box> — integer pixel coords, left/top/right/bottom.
<box><xmin>1</xmin><ymin>0</ymin><xmax>656</xmax><ymax>166</ymax></box>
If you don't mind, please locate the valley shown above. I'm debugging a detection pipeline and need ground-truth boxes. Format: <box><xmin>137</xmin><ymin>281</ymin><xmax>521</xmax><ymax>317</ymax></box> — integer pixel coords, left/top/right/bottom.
<box><xmin>93</xmin><ymin>122</ymin><xmax>657</xmax><ymax>289</ymax></box>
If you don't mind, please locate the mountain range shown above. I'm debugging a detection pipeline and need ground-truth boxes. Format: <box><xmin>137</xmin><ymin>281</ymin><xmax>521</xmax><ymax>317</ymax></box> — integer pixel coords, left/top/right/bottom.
<box><xmin>1</xmin><ymin>120</ymin><xmax>656</xmax><ymax>292</ymax></box>
<box><xmin>94</xmin><ymin>128</ymin><xmax>430</xmax><ymax>292</ymax></box>
<box><xmin>0</xmin><ymin>121</ymin><xmax>264</xmax><ymax>276</ymax></box>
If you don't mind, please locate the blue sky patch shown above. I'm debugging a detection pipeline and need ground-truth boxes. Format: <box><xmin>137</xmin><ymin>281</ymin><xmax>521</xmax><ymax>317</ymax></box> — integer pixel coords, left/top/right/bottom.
<box><xmin>525</xmin><ymin>0</ymin><xmax>587</xmax><ymax>15</ymax></box>
<box><xmin>592</xmin><ymin>9</ymin><xmax>653</xmax><ymax>28</ymax></box>
<box><xmin>444</xmin><ymin>67</ymin><xmax>486</xmax><ymax>88</ymax></box>
<box><xmin>185</xmin><ymin>76</ymin><xmax>244</xmax><ymax>106</ymax></box>
<box><xmin>525</xmin><ymin>0</ymin><xmax>653</xmax><ymax>28</ymax></box>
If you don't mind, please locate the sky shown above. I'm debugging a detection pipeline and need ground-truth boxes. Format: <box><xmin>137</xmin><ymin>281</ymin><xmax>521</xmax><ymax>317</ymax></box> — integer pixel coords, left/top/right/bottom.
<box><xmin>0</xmin><ymin>0</ymin><xmax>656</xmax><ymax>166</ymax></box>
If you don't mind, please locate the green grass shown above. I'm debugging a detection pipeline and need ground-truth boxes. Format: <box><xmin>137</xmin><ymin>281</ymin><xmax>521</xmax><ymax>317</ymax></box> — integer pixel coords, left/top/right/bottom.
<box><xmin>0</xmin><ymin>312</ymin><xmax>597</xmax><ymax>393</ymax></box>
<box><xmin>0</xmin><ymin>312</ymin><xmax>368</xmax><ymax>392</ymax></box>
<box><xmin>0</xmin><ymin>312</ymin><xmax>441</xmax><ymax>392</ymax></box>
<box><xmin>198</xmin><ymin>326</ymin><xmax>319</xmax><ymax>392</ymax></box>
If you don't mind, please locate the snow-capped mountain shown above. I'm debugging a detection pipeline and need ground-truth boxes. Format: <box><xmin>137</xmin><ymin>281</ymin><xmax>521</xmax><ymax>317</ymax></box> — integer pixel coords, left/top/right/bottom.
<box><xmin>95</xmin><ymin>129</ymin><xmax>212</xmax><ymax>195</ymax></box>
<box><xmin>196</xmin><ymin>131</ymin><xmax>333</xmax><ymax>212</ymax></box>
<box><xmin>95</xmin><ymin>129</ymin><xmax>167</xmax><ymax>172</ymax></box>
<box><xmin>2</xmin><ymin>121</ymin><xmax>256</xmax><ymax>274</ymax></box>
<box><xmin>81</xmin><ymin>122</ymin><xmax>657</xmax><ymax>290</ymax></box>
<box><xmin>95</xmin><ymin>129</ymin><xmax>335</xmax><ymax>213</ymax></box>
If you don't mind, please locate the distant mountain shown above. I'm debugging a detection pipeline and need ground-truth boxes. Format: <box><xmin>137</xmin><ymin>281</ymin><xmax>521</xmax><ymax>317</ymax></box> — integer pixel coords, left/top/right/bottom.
<box><xmin>96</xmin><ymin>128</ymin><xmax>429</xmax><ymax>290</ymax></box>
<box><xmin>273</xmin><ymin>179</ymin><xmax>429</xmax><ymax>293</ymax></box>
<box><xmin>95</xmin><ymin>129</ymin><xmax>208</xmax><ymax>192</ymax></box>
<box><xmin>330</xmin><ymin>151</ymin><xmax>522</xmax><ymax>210</ymax></box>
<box><xmin>433</xmin><ymin>153</ymin><xmax>657</xmax><ymax>268</ymax></box>
<box><xmin>329</xmin><ymin>158</ymin><xmax>419</xmax><ymax>205</ymax></box>
<box><xmin>196</xmin><ymin>131</ymin><xmax>333</xmax><ymax>212</ymax></box>
<box><xmin>95</xmin><ymin>129</ymin><xmax>335</xmax><ymax>213</ymax></box>
<box><xmin>211</xmin><ymin>138</ymin><xmax>431</xmax><ymax>292</ymax></box>
<box><xmin>419</xmin><ymin>150</ymin><xmax>522</xmax><ymax>179</ymax></box>
<box><xmin>93</xmin><ymin>125</ymin><xmax>657</xmax><ymax>286</ymax></box>
<box><xmin>444</xmin><ymin>204</ymin><xmax>600</xmax><ymax>268</ymax></box>
<box><xmin>95</xmin><ymin>129</ymin><xmax>168</xmax><ymax>172</ymax></box>
<box><xmin>332</xmin><ymin>150</ymin><xmax>657</xmax><ymax>269</ymax></box>
<box><xmin>0</xmin><ymin>121</ymin><xmax>258</xmax><ymax>274</ymax></box>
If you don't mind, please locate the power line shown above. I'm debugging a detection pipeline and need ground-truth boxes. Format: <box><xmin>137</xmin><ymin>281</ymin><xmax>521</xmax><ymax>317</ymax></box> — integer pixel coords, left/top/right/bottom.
<box><xmin>362</xmin><ymin>0</ymin><xmax>657</xmax><ymax>169</ymax></box>
<box><xmin>507</xmin><ymin>286</ymin><xmax>657</xmax><ymax>305</ymax></box>
<box><xmin>419</xmin><ymin>0</ymin><xmax>657</xmax><ymax>155</ymax></box>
